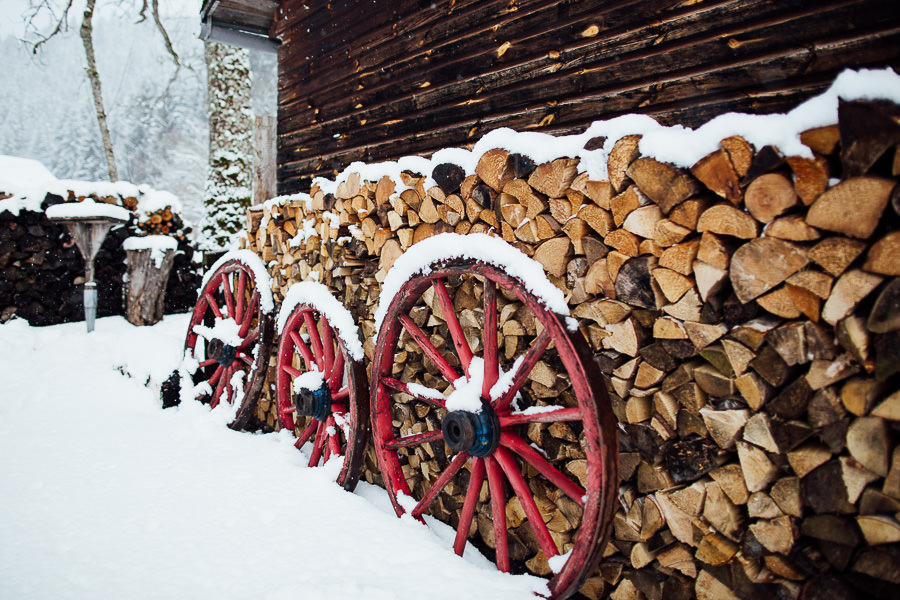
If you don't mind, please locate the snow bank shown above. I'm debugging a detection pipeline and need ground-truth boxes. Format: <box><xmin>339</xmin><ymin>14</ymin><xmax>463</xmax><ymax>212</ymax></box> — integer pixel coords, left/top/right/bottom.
<box><xmin>0</xmin><ymin>314</ymin><xmax>547</xmax><ymax>600</ymax></box>
<box><xmin>310</xmin><ymin>67</ymin><xmax>900</xmax><ymax>190</ymax></box>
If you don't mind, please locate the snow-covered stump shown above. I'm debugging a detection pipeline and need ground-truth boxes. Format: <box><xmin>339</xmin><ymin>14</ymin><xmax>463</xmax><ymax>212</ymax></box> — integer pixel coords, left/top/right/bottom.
<box><xmin>123</xmin><ymin>236</ymin><xmax>177</xmax><ymax>326</ymax></box>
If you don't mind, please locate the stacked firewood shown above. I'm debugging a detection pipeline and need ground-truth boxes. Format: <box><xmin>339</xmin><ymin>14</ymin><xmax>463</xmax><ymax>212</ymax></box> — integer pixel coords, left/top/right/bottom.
<box><xmin>0</xmin><ymin>194</ymin><xmax>201</xmax><ymax>324</ymax></box>
<box><xmin>243</xmin><ymin>98</ymin><xmax>899</xmax><ymax>599</ymax></box>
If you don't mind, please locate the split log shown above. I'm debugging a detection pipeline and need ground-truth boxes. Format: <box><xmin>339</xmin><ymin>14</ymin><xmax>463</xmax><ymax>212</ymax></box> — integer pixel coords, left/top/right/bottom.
<box><xmin>608</xmin><ymin>135</ymin><xmax>641</xmax><ymax>192</ymax></box>
<box><xmin>691</xmin><ymin>149</ymin><xmax>741</xmax><ymax>203</ymax></box>
<box><xmin>626</xmin><ymin>158</ymin><xmax>700</xmax><ymax>214</ymax></box>
<box><xmin>528</xmin><ymin>157</ymin><xmax>579</xmax><ymax>198</ymax></box>
<box><xmin>730</xmin><ymin>238</ymin><xmax>809</xmax><ymax>303</ymax></box>
<box><xmin>696</xmin><ymin>204</ymin><xmax>758</xmax><ymax>239</ymax></box>
<box><xmin>806</xmin><ymin>177</ymin><xmax>894</xmax><ymax>239</ymax></box>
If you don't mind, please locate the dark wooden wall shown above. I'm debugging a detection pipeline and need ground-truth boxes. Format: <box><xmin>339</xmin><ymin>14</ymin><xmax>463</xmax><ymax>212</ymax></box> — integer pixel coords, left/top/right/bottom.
<box><xmin>273</xmin><ymin>0</ymin><xmax>900</xmax><ymax>194</ymax></box>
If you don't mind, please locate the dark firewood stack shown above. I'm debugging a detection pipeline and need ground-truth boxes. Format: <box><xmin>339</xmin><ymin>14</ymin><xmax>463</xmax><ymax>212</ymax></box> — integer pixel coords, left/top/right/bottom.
<box><xmin>242</xmin><ymin>99</ymin><xmax>899</xmax><ymax>599</ymax></box>
<box><xmin>0</xmin><ymin>194</ymin><xmax>200</xmax><ymax>325</ymax></box>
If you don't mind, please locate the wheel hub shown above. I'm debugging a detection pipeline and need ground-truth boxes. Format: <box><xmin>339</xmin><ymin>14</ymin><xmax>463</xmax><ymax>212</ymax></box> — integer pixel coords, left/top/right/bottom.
<box><xmin>295</xmin><ymin>383</ymin><xmax>332</xmax><ymax>421</ymax></box>
<box><xmin>207</xmin><ymin>338</ymin><xmax>236</xmax><ymax>367</ymax></box>
<box><xmin>441</xmin><ymin>401</ymin><xmax>500</xmax><ymax>457</ymax></box>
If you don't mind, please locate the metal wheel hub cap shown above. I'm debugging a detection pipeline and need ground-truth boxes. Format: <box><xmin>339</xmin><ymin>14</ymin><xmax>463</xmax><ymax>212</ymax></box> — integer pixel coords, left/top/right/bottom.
<box><xmin>295</xmin><ymin>383</ymin><xmax>332</xmax><ymax>421</ymax></box>
<box><xmin>207</xmin><ymin>338</ymin><xmax>236</xmax><ymax>367</ymax></box>
<box><xmin>441</xmin><ymin>401</ymin><xmax>500</xmax><ymax>457</ymax></box>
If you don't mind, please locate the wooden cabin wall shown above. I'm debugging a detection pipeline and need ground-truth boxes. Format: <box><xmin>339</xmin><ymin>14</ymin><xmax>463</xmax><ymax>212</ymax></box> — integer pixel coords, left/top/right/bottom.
<box><xmin>273</xmin><ymin>0</ymin><xmax>900</xmax><ymax>195</ymax></box>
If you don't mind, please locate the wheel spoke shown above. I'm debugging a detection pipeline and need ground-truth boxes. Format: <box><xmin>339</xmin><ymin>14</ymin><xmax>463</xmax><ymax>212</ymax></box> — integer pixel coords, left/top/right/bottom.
<box><xmin>382</xmin><ymin>429</ymin><xmax>443</xmax><ymax>450</ymax></box>
<box><xmin>399</xmin><ymin>314</ymin><xmax>461</xmax><ymax>384</ymax></box>
<box><xmin>332</xmin><ymin>386</ymin><xmax>350</xmax><ymax>402</ymax></box>
<box><xmin>238</xmin><ymin>327</ymin><xmax>259</xmax><ymax>350</ymax></box>
<box><xmin>294</xmin><ymin>419</ymin><xmax>318</xmax><ymax>449</ymax></box>
<box><xmin>494</xmin><ymin>329</ymin><xmax>551</xmax><ymax>412</ymax></box>
<box><xmin>381</xmin><ymin>376</ymin><xmax>446</xmax><ymax>409</ymax></box>
<box><xmin>207</xmin><ymin>364</ymin><xmax>225</xmax><ymax>389</ymax></box>
<box><xmin>499</xmin><ymin>432</ymin><xmax>585</xmax><ymax>506</ymax></box>
<box><xmin>238</xmin><ymin>292</ymin><xmax>259</xmax><ymax>338</ymax></box>
<box><xmin>222</xmin><ymin>273</ymin><xmax>235</xmax><ymax>318</ymax></box>
<box><xmin>290</xmin><ymin>330</ymin><xmax>315</xmax><ymax>371</ymax></box>
<box><xmin>235</xmin><ymin>270</ymin><xmax>247</xmax><ymax>323</ymax></box>
<box><xmin>204</xmin><ymin>292</ymin><xmax>223</xmax><ymax>320</ymax></box>
<box><xmin>331</xmin><ymin>343</ymin><xmax>345</xmax><ymax>393</ymax></box>
<box><xmin>308</xmin><ymin>419</ymin><xmax>327</xmax><ymax>467</ymax></box>
<box><xmin>453</xmin><ymin>456</ymin><xmax>485</xmax><ymax>556</ymax></box>
<box><xmin>236</xmin><ymin>352</ymin><xmax>254</xmax><ymax>366</ymax></box>
<box><xmin>499</xmin><ymin>406</ymin><xmax>584</xmax><ymax>427</ymax></box>
<box><xmin>412</xmin><ymin>451</ymin><xmax>469</xmax><ymax>518</ymax></box>
<box><xmin>320</xmin><ymin>316</ymin><xmax>335</xmax><ymax>383</ymax></box>
<box><xmin>282</xmin><ymin>364</ymin><xmax>303</xmax><ymax>378</ymax></box>
<box><xmin>432</xmin><ymin>277</ymin><xmax>473</xmax><ymax>375</ymax></box>
<box><xmin>485</xmin><ymin>456</ymin><xmax>510</xmax><ymax>572</ymax></box>
<box><xmin>495</xmin><ymin>446</ymin><xmax>558</xmax><ymax>560</ymax></box>
<box><xmin>326</xmin><ymin>415</ymin><xmax>341</xmax><ymax>459</ymax></box>
<box><xmin>482</xmin><ymin>278</ymin><xmax>499</xmax><ymax>399</ymax></box>
<box><xmin>302</xmin><ymin>310</ymin><xmax>325</xmax><ymax>371</ymax></box>
<box><xmin>210</xmin><ymin>366</ymin><xmax>231</xmax><ymax>409</ymax></box>
<box><xmin>198</xmin><ymin>358</ymin><xmax>218</xmax><ymax>369</ymax></box>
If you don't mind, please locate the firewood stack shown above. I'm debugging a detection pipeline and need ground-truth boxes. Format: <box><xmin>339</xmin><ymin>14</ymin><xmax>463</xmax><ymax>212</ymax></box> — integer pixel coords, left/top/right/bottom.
<box><xmin>0</xmin><ymin>192</ymin><xmax>201</xmax><ymax>324</ymax></box>
<box><xmin>242</xmin><ymin>98</ymin><xmax>899</xmax><ymax>599</ymax></box>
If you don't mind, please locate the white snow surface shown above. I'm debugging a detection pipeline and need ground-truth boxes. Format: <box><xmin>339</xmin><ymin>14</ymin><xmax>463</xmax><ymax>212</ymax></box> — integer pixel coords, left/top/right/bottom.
<box><xmin>374</xmin><ymin>233</ymin><xmax>570</xmax><ymax>338</ymax></box>
<box><xmin>308</xmin><ymin>67</ymin><xmax>900</xmax><ymax>185</ymax></box>
<box><xmin>0</xmin><ymin>314</ymin><xmax>546</xmax><ymax>599</ymax></box>
<box><xmin>277</xmin><ymin>281</ymin><xmax>365</xmax><ymax>362</ymax></box>
<box><xmin>1</xmin><ymin>155</ymin><xmax>185</xmax><ymax>221</ymax></box>
<box><xmin>201</xmin><ymin>249</ymin><xmax>275</xmax><ymax>314</ymax></box>
<box><xmin>45</xmin><ymin>199</ymin><xmax>131</xmax><ymax>222</ymax></box>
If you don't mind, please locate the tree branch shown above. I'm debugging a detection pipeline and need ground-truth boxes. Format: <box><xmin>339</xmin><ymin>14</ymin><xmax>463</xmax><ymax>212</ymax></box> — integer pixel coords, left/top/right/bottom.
<box><xmin>26</xmin><ymin>0</ymin><xmax>75</xmax><ymax>54</ymax></box>
<box><xmin>136</xmin><ymin>1</ymin><xmax>148</xmax><ymax>24</ymax></box>
<box><xmin>151</xmin><ymin>0</ymin><xmax>180</xmax><ymax>68</ymax></box>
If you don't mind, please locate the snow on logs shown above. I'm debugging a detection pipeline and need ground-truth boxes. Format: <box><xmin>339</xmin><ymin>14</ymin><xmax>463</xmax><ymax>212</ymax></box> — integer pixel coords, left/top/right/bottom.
<box><xmin>242</xmin><ymin>98</ymin><xmax>900</xmax><ymax>600</ymax></box>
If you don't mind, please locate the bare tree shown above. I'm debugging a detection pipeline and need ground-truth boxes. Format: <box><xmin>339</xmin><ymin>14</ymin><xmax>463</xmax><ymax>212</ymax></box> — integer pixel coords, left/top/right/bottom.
<box><xmin>23</xmin><ymin>0</ymin><xmax>181</xmax><ymax>183</ymax></box>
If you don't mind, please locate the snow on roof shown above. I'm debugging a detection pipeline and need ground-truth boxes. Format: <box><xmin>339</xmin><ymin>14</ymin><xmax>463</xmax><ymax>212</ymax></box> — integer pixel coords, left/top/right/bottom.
<box><xmin>0</xmin><ymin>155</ymin><xmax>185</xmax><ymax>220</ymax></box>
<box><xmin>45</xmin><ymin>199</ymin><xmax>131</xmax><ymax>222</ymax></box>
<box><xmin>311</xmin><ymin>67</ymin><xmax>900</xmax><ymax>192</ymax></box>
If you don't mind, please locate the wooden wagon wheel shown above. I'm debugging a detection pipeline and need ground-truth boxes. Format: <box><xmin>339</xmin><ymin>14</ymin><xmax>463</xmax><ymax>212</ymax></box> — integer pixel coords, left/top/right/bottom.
<box><xmin>275</xmin><ymin>282</ymin><xmax>369</xmax><ymax>491</ymax></box>
<box><xmin>370</xmin><ymin>245</ymin><xmax>617</xmax><ymax>600</ymax></box>
<box><xmin>180</xmin><ymin>251</ymin><xmax>274</xmax><ymax>430</ymax></box>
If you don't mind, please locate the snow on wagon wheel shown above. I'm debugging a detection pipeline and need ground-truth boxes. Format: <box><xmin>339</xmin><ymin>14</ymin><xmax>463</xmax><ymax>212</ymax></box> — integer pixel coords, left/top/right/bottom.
<box><xmin>275</xmin><ymin>282</ymin><xmax>369</xmax><ymax>490</ymax></box>
<box><xmin>370</xmin><ymin>234</ymin><xmax>618</xmax><ymax>600</ymax></box>
<box><xmin>180</xmin><ymin>250</ymin><xmax>275</xmax><ymax>430</ymax></box>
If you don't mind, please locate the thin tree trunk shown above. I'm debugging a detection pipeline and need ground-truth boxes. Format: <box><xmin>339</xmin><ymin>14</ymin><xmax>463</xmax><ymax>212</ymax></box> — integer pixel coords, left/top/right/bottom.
<box><xmin>80</xmin><ymin>0</ymin><xmax>118</xmax><ymax>182</ymax></box>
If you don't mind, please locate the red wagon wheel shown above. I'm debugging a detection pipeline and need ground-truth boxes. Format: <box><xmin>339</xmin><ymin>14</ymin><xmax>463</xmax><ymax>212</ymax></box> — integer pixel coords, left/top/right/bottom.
<box><xmin>182</xmin><ymin>251</ymin><xmax>274</xmax><ymax>430</ymax></box>
<box><xmin>275</xmin><ymin>282</ymin><xmax>369</xmax><ymax>490</ymax></box>
<box><xmin>370</xmin><ymin>243</ymin><xmax>617</xmax><ymax>600</ymax></box>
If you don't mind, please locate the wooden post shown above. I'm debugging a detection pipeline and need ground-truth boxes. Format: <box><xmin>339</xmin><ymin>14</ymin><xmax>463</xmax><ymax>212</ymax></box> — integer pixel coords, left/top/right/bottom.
<box><xmin>253</xmin><ymin>115</ymin><xmax>277</xmax><ymax>205</ymax></box>
<box><xmin>124</xmin><ymin>237</ymin><xmax>177</xmax><ymax>326</ymax></box>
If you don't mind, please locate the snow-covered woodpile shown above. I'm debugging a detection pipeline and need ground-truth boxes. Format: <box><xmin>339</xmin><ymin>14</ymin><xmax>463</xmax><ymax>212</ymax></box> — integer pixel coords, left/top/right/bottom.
<box><xmin>0</xmin><ymin>187</ymin><xmax>201</xmax><ymax>325</ymax></box>
<box><xmin>241</xmin><ymin>81</ymin><xmax>899</xmax><ymax>599</ymax></box>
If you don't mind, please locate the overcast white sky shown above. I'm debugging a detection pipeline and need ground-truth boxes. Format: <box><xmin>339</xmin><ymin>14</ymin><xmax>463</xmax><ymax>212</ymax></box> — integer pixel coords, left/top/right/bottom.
<box><xmin>0</xmin><ymin>0</ymin><xmax>201</xmax><ymax>39</ymax></box>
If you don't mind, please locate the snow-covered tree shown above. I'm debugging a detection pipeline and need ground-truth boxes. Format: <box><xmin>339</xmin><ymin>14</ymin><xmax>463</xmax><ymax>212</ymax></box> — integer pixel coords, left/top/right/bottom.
<box><xmin>200</xmin><ymin>40</ymin><xmax>253</xmax><ymax>252</ymax></box>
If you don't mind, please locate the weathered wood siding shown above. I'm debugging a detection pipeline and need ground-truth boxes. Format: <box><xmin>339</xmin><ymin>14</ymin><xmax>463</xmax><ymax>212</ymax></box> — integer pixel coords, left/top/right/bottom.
<box><xmin>273</xmin><ymin>0</ymin><xmax>900</xmax><ymax>194</ymax></box>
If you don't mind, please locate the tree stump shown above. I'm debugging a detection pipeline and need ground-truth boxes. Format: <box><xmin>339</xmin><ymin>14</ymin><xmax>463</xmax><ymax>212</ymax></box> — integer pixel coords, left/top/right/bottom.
<box><xmin>124</xmin><ymin>236</ymin><xmax>176</xmax><ymax>326</ymax></box>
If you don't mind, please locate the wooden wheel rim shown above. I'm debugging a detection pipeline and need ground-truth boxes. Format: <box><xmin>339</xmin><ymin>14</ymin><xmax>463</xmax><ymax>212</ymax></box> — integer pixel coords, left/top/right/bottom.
<box><xmin>370</xmin><ymin>258</ymin><xmax>618</xmax><ymax>599</ymax></box>
<box><xmin>185</xmin><ymin>259</ymin><xmax>274</xmax><ymax>430</ymax></box>
<box><xmin>275</xmin><ymin>302</ymin><xmax>369</xmax><ymax>491</ymax></box>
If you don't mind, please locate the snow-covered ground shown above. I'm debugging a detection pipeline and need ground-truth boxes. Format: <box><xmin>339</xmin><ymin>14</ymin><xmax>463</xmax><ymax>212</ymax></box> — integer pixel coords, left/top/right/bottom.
<box><xmin>0</xmin><ymin>314</ymin><xmax>544</xmax><ymax>599</ymax></box>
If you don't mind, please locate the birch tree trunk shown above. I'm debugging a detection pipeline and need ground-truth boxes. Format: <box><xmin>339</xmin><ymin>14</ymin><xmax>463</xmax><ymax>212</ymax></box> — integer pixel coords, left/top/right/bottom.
<box><xmin>201</xmin><ymin>41</ymin><xmax>253</xmax><ymax>252</ymax></box>
<box><xmin>80</xmin><ymin>0</ymin><xmax>118</xmax><ymax>182</ymax></box>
